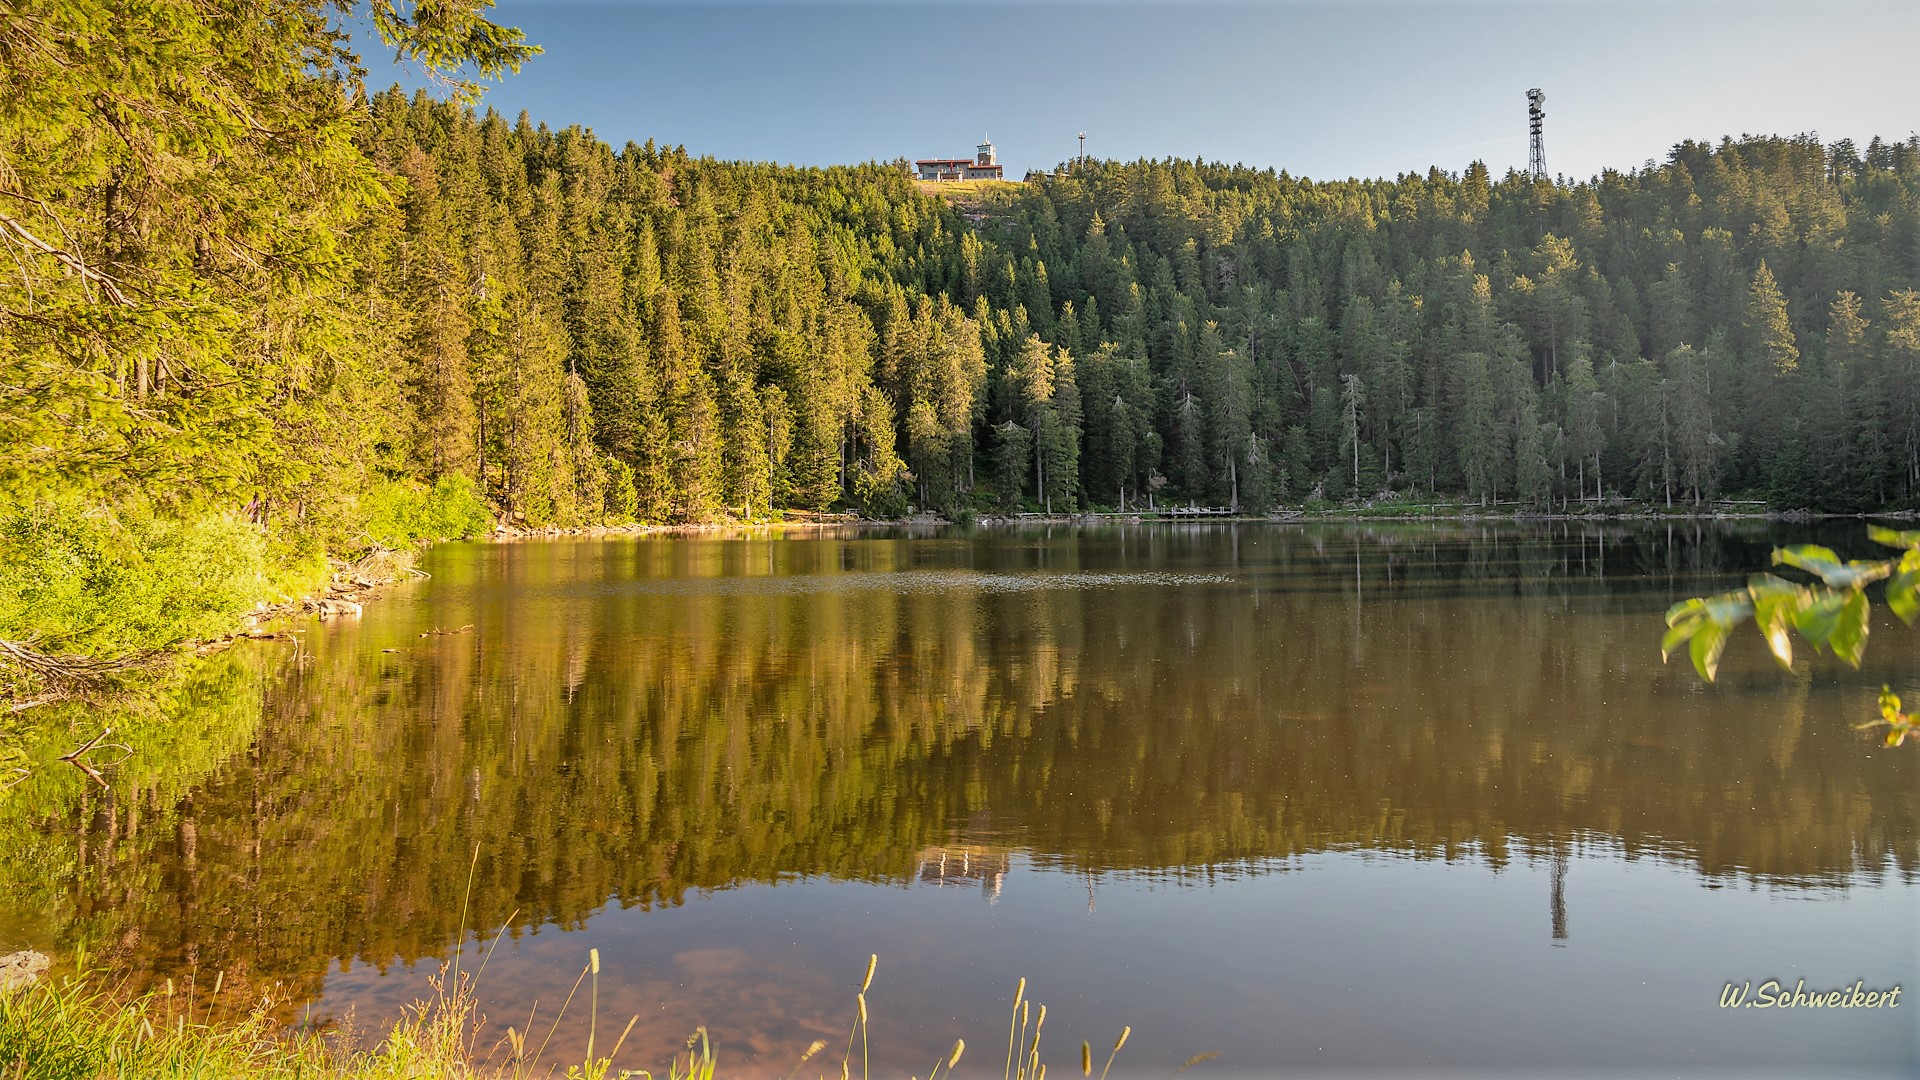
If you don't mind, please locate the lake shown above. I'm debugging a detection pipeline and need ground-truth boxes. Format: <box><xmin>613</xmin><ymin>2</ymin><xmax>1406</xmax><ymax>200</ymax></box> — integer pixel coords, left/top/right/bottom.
<box><xmin>6</xmin><ymin>522</ymin><xmax>1916</xmax><ymax>1077</ymax></box>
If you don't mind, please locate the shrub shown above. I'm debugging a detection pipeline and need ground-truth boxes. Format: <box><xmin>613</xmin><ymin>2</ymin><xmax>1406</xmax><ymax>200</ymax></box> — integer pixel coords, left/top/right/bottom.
<box><xmin>358</xmin><ymin>475</ymin><xmax>494</xmax><ymax>549</ymax></box>
<box><xmin>0</xmin><ymin>499</ymin><xmax>269</xmax><ymax>658</ymax></box>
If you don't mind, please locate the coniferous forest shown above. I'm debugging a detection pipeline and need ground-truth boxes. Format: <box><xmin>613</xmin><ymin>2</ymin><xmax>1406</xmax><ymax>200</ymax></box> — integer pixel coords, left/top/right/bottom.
<box><xmin>4</xmin><ymin>7</ymin><xmax>1920</xmax><ymax>1077</ymax></box>
<box><xmin>3</xmin><ymin>0</ymin><xmax>1920</xmax><ymax>664</ymax></box>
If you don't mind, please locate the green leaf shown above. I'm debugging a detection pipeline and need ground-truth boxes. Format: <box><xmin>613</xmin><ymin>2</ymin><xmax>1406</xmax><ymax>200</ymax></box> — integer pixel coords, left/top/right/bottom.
<box><xmin>1659</xmin><ymin>592</ymin><xmax>1751</xmax><ymax>680</ymax></box>
<box><xmin>1857</xmin><ymin>687</ymin><xmax>1914</xmax><ymax>747</ymax></box>
<box><xmin>1660</xmin><ymin>622</ymin><xmax>1693</xmax><ymax>661</ymax></box>
<box><xmin>1746</xmin><ymin>574</ymin><xmax>1808</xmax><ymax>670</ymax></box>
<box><xmin>1773</xmin><ymin>543</ymin><xmax>1842</xmax><ymax>573</ymax></box>
<box><xmin>1866</xmin><ymin>526</ymin><xmax>1920</xmax><ymax>551</ymax></box>
<box><xmin>1771</xmin><ymin>544</ymin><xmax>1893</xmax><ymax>589</ymax></box>
<box><xmin>1689</xmin><ymin>618</ymin><xmax>1730</xmax><ymax>682</ymax></box>
<box><xmin>1830</xmin><ymin>590</ymin><xmax>1869</xmax><ymax>668</ymax></box>
<box><xmin>1661</xmin><ymin>598</ymin><xmax>1706</xmax><ymax>662</ymax></box>
<box><xmin>1704</xmin><ymin>594</ymin><xmax>1754</xmax><ymax>623</ymax></box>
<box><xmin>1887</xmin><ymin>550</ymin><xmax>1920</xmax><ymax>626</ymax></box>
<box><xmin>1663</xmin><ymin>597</ymin><xmax>1707</xmax><ymax>626</ymax></box>
<box><xmin>1790</xmin><ymin>592</ymin><xmax>1846</xmax><ymax>651</ymax></box>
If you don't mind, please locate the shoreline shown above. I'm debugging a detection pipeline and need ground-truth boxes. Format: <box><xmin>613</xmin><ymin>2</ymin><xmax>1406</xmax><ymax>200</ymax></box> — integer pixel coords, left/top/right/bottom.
<box><xmin>963</xmin><ymin>506</ymin><xmax>1920</xmax><ymax>527</ymax></box>
<box><xmin>491</xmin><ymin>504</ymin><xmax>1920</xmax><ymax>535</ymax></box>
<box><xmin>9</xmin><ymin>502</ymin><xmax>1913</xmax><ymax>711</ymax></box>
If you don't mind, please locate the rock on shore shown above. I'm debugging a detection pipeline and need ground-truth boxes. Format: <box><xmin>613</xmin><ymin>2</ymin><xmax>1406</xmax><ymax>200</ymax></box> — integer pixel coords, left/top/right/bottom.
<box><xmin>0</xmin><ymin>950</ymin><xmax>50</xmax><ymax>992</ymax></box>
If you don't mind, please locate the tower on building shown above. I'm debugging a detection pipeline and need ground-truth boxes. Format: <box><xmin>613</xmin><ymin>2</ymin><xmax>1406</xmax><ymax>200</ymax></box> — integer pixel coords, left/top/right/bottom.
<box><xmin>914</xmin><ymin>135</ymin><xmax>1005</xmax><ymax>182</ymax></box>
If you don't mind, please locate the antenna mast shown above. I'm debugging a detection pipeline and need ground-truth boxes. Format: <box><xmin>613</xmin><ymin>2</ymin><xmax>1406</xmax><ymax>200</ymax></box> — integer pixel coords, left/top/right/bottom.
<box><xmin>1527</xmin><ymin>88</ymin><xmax>1547</xmax><ymax>179</ymax></box>
<box><xmin>1078</xmin><ymin>131</ymin><xmax>1086</xmax><ymax>168</ymax></box>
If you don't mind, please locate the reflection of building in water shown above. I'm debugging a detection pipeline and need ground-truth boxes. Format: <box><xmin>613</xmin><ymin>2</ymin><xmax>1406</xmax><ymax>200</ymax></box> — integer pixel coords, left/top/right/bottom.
<box><xmin>915</xmin><ymin>845</ymin><xmax>1012</xmax><ymax>903</ymax></box>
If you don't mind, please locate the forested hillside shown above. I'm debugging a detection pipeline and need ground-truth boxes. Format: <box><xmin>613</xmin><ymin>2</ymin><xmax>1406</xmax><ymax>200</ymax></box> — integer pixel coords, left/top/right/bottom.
<box><xmin>981</xmin><ymin>142</ymin><xmax>1920</xmax><ymax>512</ymax></box>
<box><xmin>352</xmin><ymin>90</ymin><xmax>970</xmax><ymax>525</ymax></box>
<box><xmin>275</xmin><ymin>98</ymin><xmax>1920</xmax><ymax>524</ymax></box>
<box><xmin>3</xmin><ymin>0</ymin><xmax>1919</xmax><ymax>670</ymax></box>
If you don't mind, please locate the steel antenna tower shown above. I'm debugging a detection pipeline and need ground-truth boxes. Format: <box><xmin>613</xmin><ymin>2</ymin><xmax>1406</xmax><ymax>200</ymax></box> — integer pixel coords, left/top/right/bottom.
<box><xmin>1527</xmin><ymin>88</ymin><xmax>1547</xmax><ymax>179</ymax></box>
<box><xmin>1078</xmin><ymin>131</ymin><xmax>1086</xmax><ymax>168</ymax></box>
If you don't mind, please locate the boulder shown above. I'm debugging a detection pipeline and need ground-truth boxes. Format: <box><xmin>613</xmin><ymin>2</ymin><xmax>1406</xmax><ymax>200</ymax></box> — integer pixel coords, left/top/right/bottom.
<box><xmin>0</xmin><ymin>950</ymin><xmax>50</xmax><ymax>992</ymax></box>
<box><xmin>313</xmin><ymin>597</ymin><xmax>363</xmax><ymax>619</ymax></box>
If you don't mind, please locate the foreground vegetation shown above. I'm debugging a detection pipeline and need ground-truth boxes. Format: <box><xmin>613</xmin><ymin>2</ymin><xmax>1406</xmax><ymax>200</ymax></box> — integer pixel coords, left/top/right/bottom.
<box><xmin>1</xmin><ymin>952</ymin><xmax>1116</xmax><ymax>1080</ymax></box>
<box><xmin>0</xmin><ymin>963</ymin><xmax>713</xmax><ymax>1080</ymax></box>
<box><xmin>1664</xmin><ymin>524</ymin><xmax>1920</xmax><ymax>745</ymax></box>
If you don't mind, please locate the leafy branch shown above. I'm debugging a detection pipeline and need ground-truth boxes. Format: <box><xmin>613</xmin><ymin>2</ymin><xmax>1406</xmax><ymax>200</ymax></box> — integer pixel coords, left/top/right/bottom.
<box><xmin>1662</xmin><ymin>526</ymin><xmax>1920</xmax><ymax>746</ymax></box>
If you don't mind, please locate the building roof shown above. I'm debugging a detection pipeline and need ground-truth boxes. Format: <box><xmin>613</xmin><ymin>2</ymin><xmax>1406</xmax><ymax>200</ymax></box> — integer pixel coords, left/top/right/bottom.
<box><xmin>915</xmin><ymin>158</ymin><xmax>978</xmax><ymax>167</ymax></box>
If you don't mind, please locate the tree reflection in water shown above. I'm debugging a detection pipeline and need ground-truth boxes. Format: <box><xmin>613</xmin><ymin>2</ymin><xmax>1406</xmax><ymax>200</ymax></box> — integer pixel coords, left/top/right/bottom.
<box><xmin>1</xmin><ymin>522</ymin><xmax>1914</xmax><ymax>1029</ymax></box>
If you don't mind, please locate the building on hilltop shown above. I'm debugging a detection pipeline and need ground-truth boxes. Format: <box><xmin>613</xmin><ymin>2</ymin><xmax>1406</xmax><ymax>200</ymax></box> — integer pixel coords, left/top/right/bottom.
<box><xmin>915</xmin><ymin>136</ymin><xmax>1003</xmax><ymax>181</ymax></box>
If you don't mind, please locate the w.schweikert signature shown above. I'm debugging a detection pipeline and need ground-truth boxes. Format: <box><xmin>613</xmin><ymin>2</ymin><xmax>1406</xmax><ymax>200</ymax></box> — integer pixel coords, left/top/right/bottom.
<box><xmin>1720</xmin><ymin>980</ymin><xmax>1903</xmax><ymax>1009</ymax></box>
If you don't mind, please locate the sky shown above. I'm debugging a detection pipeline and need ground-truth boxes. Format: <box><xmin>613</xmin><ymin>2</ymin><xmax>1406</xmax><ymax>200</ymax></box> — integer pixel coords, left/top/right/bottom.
<box><xmin>353</xmin><ymin>0</ymin><xmax>1919</xmax><ymax>182</ymax></box>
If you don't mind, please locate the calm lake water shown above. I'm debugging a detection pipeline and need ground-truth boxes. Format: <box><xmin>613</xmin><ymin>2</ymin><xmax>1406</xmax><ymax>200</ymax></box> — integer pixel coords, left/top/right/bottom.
<box><xmin>7</xmin><ymin>523</ymin><xmax>1918</xmax><ymax>1077</ymax></box>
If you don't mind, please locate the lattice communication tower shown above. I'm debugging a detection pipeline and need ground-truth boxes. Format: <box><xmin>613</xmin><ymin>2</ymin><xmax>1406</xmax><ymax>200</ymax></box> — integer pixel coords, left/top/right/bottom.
<box><xmin>1527</xmin><ymin>88</ymin><xmax>1547</xmax><ymax>179</ymax></box>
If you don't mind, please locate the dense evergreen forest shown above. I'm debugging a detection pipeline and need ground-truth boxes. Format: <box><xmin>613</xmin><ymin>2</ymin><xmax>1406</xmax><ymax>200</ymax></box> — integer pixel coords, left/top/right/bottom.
<box><xmin>298</xmin><ymin>97</ymin><xmax>1920</xmax><ymax>525</ymax></box>
<box><xmin>3</xmin><ymin>0</ymin><xmax>1919</xmax><ymax>668</ymax></box>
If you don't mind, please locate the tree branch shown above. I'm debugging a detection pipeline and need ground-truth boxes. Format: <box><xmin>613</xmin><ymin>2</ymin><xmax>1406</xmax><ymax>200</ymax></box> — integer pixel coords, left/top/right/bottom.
<box><xmin>0</xmin><ymin>193</ymin><xmax>135</xmax><ymax>307</ymax></box>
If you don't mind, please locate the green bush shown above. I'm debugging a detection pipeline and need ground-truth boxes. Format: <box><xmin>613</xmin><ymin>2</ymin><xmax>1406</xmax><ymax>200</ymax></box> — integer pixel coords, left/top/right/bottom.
<box><xmin>358</xmin><ymin>475</ymin><xmax>494</xmax><ymax>548</ymax></box>
<box><xmin>0</xmin><ymin>499</ymin><xmax>269</xmax><ymax>657</ymax></box>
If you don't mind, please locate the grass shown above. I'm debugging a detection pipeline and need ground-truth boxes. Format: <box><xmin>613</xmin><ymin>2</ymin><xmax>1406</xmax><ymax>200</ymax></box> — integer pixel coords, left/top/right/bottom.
<box><xmin>912</xmin><ymin>179</ymin><xmax>1018</xmax><ymax>197</ymax></box>
<box><xmin>0</xmin><ymin>954</ymin><xmax>1128</xmax><ymax>1080</ymax></box>
<box><xmin>0</xmin><ymin>963</ymin><xmax>711</xmax><ymax>1080</ymax></box>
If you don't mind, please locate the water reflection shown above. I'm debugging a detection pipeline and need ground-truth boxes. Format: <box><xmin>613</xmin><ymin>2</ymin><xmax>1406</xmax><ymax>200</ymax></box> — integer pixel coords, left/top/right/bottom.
<box><xmin>2</xmin><ymin>523</ymin><xmax>1915</xmax><ymax>1074</ymax></box>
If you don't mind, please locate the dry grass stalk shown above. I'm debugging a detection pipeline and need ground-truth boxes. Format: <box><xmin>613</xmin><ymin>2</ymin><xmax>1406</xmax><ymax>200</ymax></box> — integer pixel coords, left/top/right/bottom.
<box><xmin>1098</xmin><ymin>1026</ymin><xmax>1130</xmax><ymax>1080</ymax></box>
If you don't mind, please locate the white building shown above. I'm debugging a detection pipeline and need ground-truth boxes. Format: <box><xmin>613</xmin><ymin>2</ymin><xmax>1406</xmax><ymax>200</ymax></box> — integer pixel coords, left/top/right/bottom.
<box><xmin>915</xmin><ymin>137</ymin><xmax>1003</xmax><ymax>181</ymax></box>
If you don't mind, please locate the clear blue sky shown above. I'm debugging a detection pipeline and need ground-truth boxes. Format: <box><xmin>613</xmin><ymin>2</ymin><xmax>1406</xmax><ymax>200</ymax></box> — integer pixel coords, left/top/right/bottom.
<box><xmin>355</xmin><ymin>0</ymin><xmax>1919</xmax><ymax>182</ymax></box>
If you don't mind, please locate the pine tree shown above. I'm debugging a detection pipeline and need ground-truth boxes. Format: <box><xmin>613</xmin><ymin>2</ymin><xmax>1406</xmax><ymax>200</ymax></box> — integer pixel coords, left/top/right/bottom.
<box><xmin>1339</xmin><ymin>374</ymin><xmax>1366</xmax><ymax>495</ymax></box>
<box><xmin>1212</xmin><ymin>344</ymin><xmax>1254</xmax><ymax>509</ymax></box>
<box><xmin>1506</xmin><ymin>368</ymin><xmax>1551</xmax><ymax>507</ymax></box>
<box><xmin>1667</xmin><ymin>345</ymin><xmax>1721</xmax><ymax>504</ymax></box>
<box><xmin>720</xmin><ymin>366</ymin><xmax>771</xmax><ymax>517</ymax></box>
<box><xmin>562</xmin><ymin>370</ymin><xmax>608</xmax><ymax>522</ymax></box>
<box><xmin>852</xmin><ymin>386</ymin><xmax>908</xmax><ymax>517</ymax></box>
<box><xmin>761</xmin><ymin>384</ymin><xmax>795</xmax><ymax>509</ymax></box>
<box><xmin>1045</xmin><ymin>349</ymin><xmax>1083</xmax><ymax>511</ymax></box>
<box><xmin>1744</xmin><ymin>261</ymin><xmax>1799</xmax><ymax>375</ymax></box>
<box><xmin>1454</xmin><ymin>353</ymin><xmax>1501</xmax><ymax>505</ymax></box>
<box><xmin>1563</xmin><ymin>347</ymin><xmax>1607</xmax><ymax>501</ymax></box>
<box><xmin>1884</xmin><ymin>289</ymin><xmax>1920</xmax><ymax>496</ymax></box>
<box><xmin>396</xmin><ymin>148</ymin><xmax>479</xmax><ymax>481</ymax></box>
<box><xmin>992</xmin><ymin>421</ymin><xmax>1032</xmax><ymax>513</ymax></box>
<box><xmin>1012</xmin><ymin>335</ymin><xmax>1060</xmax><ymax>510</ymax></box>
